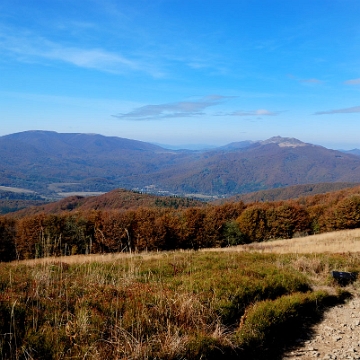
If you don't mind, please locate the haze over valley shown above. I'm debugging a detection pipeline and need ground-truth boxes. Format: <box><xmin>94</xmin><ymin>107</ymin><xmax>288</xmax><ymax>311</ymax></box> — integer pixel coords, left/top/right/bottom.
<box><xmin>1</xmin><ymin>130</ymin><xmax>360</xmax><ymax>200</ymax></box>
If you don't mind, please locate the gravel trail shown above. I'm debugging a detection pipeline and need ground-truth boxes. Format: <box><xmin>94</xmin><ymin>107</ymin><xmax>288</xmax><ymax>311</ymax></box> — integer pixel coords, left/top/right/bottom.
<box><xmin>283</xmin><ymin>295</ymin><xmax>360</xmax><ymax>360</ymax></box>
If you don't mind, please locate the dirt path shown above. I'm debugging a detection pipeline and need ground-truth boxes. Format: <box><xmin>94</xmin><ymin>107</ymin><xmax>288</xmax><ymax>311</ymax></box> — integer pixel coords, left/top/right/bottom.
<box><xmin>283</xmin><ymin>294</ymin><xmax>360</xmax><ymax>360</ymax></box>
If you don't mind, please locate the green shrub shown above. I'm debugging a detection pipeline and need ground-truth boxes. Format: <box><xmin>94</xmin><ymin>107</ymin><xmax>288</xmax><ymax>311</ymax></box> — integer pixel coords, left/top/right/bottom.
<box><xmin>236</xmin><ymin>290</ymin><xmax>331</xmax><ymax>349</ymax></box>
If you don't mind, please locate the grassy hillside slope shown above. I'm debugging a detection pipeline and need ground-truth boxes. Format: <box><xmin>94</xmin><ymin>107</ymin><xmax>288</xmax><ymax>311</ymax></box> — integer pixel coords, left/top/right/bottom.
<box><xmin>1</xmin><ymin>246</ymin><xmax>358</xmax><ymax>359</ymax></box>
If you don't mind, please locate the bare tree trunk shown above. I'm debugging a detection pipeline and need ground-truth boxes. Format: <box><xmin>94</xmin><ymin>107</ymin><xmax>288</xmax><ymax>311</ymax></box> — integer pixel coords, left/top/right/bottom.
<box><xmin>125</xmin><ymin>228</ymin><xmax>132</xmax><ymax>253</ymax></box>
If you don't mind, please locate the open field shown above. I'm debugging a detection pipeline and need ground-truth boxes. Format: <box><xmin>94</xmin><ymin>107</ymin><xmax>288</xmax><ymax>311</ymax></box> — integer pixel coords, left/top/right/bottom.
<box><xmin>227</xmin><ymin>229</ymin><xmax>360</xmax><ymax>255</ymax></box>
<box><xmin>0</xmin><ymin>186</ymin><xmax>35</xmax><ymax>194</ymax></box>
<box><xmin>1</xmin><ymin>229</ymin><xmax>360</xmax><ymax>359</ymax></box>
<box><xmin>14</xmin><ymin>228</ymin><xmax>360</xmax><ymax>268</ymax></box>
<box><xmin>57</xmin><ymin>191</ymin><xmax>106</xmax><ymax>197</ymax></box>
<box><xmin>226</xmin><ymin>229</ymin><xmax>360</xmax><ymax>291</ymax></box>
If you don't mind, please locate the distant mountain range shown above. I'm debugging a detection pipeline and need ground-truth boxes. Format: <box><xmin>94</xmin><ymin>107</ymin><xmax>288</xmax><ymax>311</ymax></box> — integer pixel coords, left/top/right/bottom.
<box><xmin>341</xmin><ymin>148</ymin><xmax>360</xmax><ymax>157</ymax></box>
<box><xmin>1</xmin><ymin>130</ymin><xmax>360</xmax><ymax>198</ymax></box>
<box><xmin>217</xmin><ymin>182</ymin><xmax>360</xmax><ymax>204</ymax></box>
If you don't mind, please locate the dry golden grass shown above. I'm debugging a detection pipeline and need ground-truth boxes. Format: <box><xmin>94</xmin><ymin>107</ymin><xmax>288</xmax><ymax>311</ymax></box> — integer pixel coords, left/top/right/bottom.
<box><xmin>4</xmin><ymin>230</ymin><xmax>360</xmax><ymax>359</ymax></box>
<box><xmin>200</xmin><ymin>228</ymin><xmax>360</xmax><ymax>255</ymax></box>
<box><xmin>12</xmin><ymin>228</ymin><xmax>360</xmax><ymax>267</ymax></box>
<box><xmin>12</xmin><ymin>248</ymin><xmax>193</xmax><ymax>266</ymax></box>
<box><xmin>233</xmin><ymin>228</ymin><xmax>360</xmax><ymax>254</ymax></box>
<box><xmin>12</xmin><ymin>251</ymin><xmax>130</xmax><ymax>266</ymax></box>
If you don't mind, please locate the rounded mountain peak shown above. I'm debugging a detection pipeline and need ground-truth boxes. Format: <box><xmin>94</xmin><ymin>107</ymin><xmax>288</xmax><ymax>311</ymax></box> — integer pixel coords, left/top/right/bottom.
<box><xmin>260</xmin><ymin>136</ymin><xmax>308</xmax><ymax>148</ymax></box>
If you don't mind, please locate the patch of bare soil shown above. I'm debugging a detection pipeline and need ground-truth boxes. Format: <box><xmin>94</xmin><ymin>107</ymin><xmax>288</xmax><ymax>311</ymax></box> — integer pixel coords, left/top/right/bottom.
<box><xmin>283</xmin><ymin>293</ymin><xmax>360</xmax><ymax>360</ymax></box>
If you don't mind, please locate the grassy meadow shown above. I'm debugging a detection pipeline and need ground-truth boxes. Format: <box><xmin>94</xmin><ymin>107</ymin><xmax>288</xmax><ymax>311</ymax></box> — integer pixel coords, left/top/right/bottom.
<box><xmin>240</xmin><ymin>228</ymin><xmax>360</xmax><ymax>254</ymax></box>
<box><xmin>1</xmin><ymin>230</ymin><xmax>360</xmax><ymax>359</ymax></box>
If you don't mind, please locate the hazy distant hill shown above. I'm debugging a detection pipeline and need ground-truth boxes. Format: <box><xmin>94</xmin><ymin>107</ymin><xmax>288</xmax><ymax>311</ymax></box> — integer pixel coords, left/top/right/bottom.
<box><xmin>341</xmin><ymin>149</ymin><xmax>360</xmax><ymax>157</ymax></box>
<box><xmin>6</xmin><ymin>130</ymin><xmax>164</xmax><ymax>154</ymax></box>
<box><xmin>0</xmin><ymin>130</ymin><xmax>187</xmax><ymax>194</ymax></box>
<box><xmin>145</xmin><ymin>137</ymin><xmax>360</xmax><ymax>195</ymax></box>
<box><xmin>216</xmin><ymin>182</ymin><xmax>360</xmax><ymax>204</ymax></box>
<box><xmin>217</xmin><ymin>140</ymin><xmax>254</xmax><ymax>150</ymax></box>
<box><xmin>1</xmin><ymin>131</ymin><xmax>360</xmax><ymax>197</ymax></box>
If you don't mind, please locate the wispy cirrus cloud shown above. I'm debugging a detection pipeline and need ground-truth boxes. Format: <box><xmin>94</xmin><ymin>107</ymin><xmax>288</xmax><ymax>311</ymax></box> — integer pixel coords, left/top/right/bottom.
<box><xmin>300</xmin><ymin>78</ymin><xmax>324</xmax><ymax>85</ymax></box>
<box><xmin>344</xmin><ymin>78</ymin><xmax>360</xmax><ymax>85</ymax></box>
<box><xmin>46</xmin><ymin>46</ymin><xmax>137</xmax><ymax>71</ymax></box>
<box><xmin>0</xmin><ymin>28</ymin><xmax>162</xmax><ymax>77</ymax></box>
<box><xmin>287</xmin><ymin>74</ymin><xmax>324</xmax><ymax>85</ymax></box>
<box><xmin>112</xmin><ymin>95</ymin><xmax>233</xmax><ymax>120</ymax></box>
<box><xmin>215</xmin><ymin>109</ymin><xmax>281</xmax><ymax>117</ymax></box>
<box><xmin>314</xmin><ymin>106</ymin><xmax>360</xmax><ymax>115</ymax></box>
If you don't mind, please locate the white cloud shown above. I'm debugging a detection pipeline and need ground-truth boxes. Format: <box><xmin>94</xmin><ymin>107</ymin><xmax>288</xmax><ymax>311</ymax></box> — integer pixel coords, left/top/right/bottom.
<box><xmin>300</xmin><ymin>78</ymin><xmax>324</xmax><ymax>84</ymax></box>
<box><xmin>46</xmin><ymin>47</ymin><xmax>137</xmax><ymax>71</ymax></box>
<box><xmin>314</xmin><ymin>106</ymin><xmax>360</xmax><ymax>115</ymax></box>
<box><xmin>344</xmin><ymin>78</ymin><xmax>360</xmax><ymax>85</ymax></box>
<box><xmin>216</xmin><ymin>109</ymin><xmax>281</xmax><ymax>117</ymax></box>
<box><xmin>112</xmin><ymin>95</ymin><xmax>233</xmax><ymax>120</ymax></box>
<box><xmin>0</xmin><ymin>28</ymin><xmax>162</xmax><ymax>77</ymax></box>
<box><xmin>254</xmin><ymin>109</ymin><xmax>278</xmax><ymax>116</ymax></box>
<box><xmin>288</xmin><ymin>74</ymin><xmax>324</xmax><ymax>85</ymax></box>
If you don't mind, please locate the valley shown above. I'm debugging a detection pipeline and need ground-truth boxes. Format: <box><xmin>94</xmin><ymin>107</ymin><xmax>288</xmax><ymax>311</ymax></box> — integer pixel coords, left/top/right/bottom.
<box><xmin>1</xmin><ymin>131</ymin><xmax>360</xmax><ymax>199</ymax></box>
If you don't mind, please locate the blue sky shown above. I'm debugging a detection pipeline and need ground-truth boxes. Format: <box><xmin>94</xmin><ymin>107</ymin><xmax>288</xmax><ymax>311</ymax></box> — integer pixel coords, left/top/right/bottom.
<box><xmin>1</xmin><ymin>0</ymin><xmax>360</xmax><ymax>149</ymax></box>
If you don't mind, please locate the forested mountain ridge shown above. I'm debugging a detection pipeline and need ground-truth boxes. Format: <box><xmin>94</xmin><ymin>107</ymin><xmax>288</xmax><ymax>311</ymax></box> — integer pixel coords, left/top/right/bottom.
<box><xmin>151</xmin><ymin>140</ymin><xmax>360</xmax><ymax>194</ymax></box>
<box><xmin>217</xmin><ymin>182</ymin><xmax>360</xmax><ymax>204</ymax></box>
<box><xmin>4</xmin><ymin>188</ymin><xmax>204</xmax><ymax>218</ymax></box>
<box><xmin>2</xmin><ymin>182</ymin><xmax>360</xmax><ymax>261</ymax></box>
<box><xmin>3</xmin><ymin>182</ymin><xmax>359</xmax><ymax>218</ymax></box>
<box><xmin>1</xmin><ymin>131</ymin><xmax>360</xmax><ymax>197</ymax></box>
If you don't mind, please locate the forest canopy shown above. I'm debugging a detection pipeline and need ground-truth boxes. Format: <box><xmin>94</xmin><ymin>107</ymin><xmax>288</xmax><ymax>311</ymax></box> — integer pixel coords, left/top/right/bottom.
<box><xmin>1</xmin><ymin>186</ymin><xmax>360</xmax><ymax>261</ymax></box>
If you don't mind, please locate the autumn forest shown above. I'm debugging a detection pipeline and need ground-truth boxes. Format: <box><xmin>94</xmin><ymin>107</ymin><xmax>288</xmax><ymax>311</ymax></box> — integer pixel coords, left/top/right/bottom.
<box><xmin>1</xmin><ymin>185</ymin><xmax>360</xmax><ymax>262</ymax></box>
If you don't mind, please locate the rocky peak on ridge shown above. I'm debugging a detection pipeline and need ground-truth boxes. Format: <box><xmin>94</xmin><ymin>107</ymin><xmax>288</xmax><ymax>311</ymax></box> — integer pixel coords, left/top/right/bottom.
<box><xmin>260</xmin><ymin>136</ymin><xmax>310</xmax><ymax>148</ymax></box>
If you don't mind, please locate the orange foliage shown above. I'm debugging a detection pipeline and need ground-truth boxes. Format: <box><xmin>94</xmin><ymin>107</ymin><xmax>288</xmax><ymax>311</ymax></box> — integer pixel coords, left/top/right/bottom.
<box><xmin>2</xmin><ymin>185</ymin><xmax>360</xmax><ymax>261</ymax></box>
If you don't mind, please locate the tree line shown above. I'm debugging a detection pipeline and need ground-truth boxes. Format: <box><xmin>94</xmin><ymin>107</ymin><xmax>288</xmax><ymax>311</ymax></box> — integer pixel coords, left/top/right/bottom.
<box><xmin>1</xmin><ymin>189</ymin><xmax>360</xmax><ymax>261</ymax></box>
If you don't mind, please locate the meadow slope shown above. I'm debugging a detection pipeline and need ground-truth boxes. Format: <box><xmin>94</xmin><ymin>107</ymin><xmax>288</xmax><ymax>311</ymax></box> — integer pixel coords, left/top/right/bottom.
<box><xmin>1</xmin><ymin>229</ymin><xmax>359</xmax><ymax>359</ymax></box>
